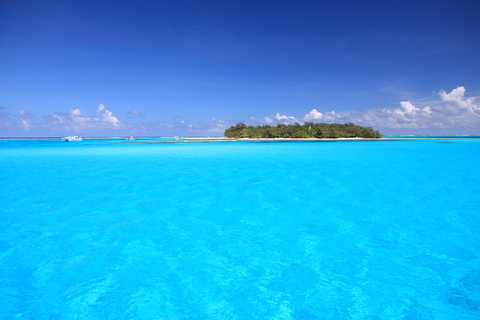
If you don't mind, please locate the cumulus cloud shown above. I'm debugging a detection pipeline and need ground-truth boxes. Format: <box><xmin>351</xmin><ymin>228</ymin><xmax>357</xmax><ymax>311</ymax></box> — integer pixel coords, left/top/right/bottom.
<box><xmin>39</xmin><ymin>104</ymin><xmax>122</xmax><ymax>134</ymax></box>
<box><xmin>398</xmin><ymin>101</ymin><xmax>418</xmax><ymax>115</ymax></box>
<box><xmin>439</xmin><ymin>86</ymin><xmax>479</xmax><ymax>113</ymax></box>
<box><xmin>304</xmin><ymin>109</ymin><xmax>323</xmax><ymax>121</ymax></box>
<box><xmin>94</xmin><ymin>104</ymin><xmax>120</xmax><ymax>126</ymax></box>
<box><xmin>101</xmin><ymin>109</ymin><xmax>120</xmax><ymax>126</ymax></box>
<box><xmin>18</xmin><ymin>108</ymin><xmax>34</xmax><ymax>129</ymax></box>
<box><xmin>273</xmin><ymin>113</ymin><xmax>299</xmax><ymax>124</ymax></box>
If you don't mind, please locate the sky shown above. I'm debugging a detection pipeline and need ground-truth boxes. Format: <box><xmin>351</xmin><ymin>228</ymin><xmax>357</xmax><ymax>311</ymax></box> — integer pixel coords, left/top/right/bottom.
<box><xmin>1</xmin><ymin>0</ymin><xmax>480</xmax><ymax>137</ymax></box>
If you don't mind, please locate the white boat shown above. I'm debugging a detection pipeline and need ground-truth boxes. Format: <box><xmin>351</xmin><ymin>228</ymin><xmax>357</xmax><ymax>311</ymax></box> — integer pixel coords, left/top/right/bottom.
<box><xmin>126</xmin><ymin>136</ymin><xmax>135</xmax><ymax>140</ymax></box>
<box><xmin>61</xmin><ymin>136</ymin><xmax>83</xmax><ymax>142</ymax></box>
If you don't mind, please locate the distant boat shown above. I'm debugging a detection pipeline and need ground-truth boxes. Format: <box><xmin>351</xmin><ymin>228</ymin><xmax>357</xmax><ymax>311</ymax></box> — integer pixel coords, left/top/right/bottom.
<box><xmin>126</xmin><ymin>136</ymin><xmax>135</xmax><ymax>140</ymax></box>
<box><xmin>61</xmin><ymin>136</ymin><xmax>83</xmax><ymax>142</ymax></box>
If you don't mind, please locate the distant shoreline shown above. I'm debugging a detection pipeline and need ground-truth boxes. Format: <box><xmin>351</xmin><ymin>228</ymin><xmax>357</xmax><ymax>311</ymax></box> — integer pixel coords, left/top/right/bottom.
<box><xmin>176</xmin><ymin>136</ymin><xmax>480</xmax><ymax>141</ymax></box>
<box><xmin>181</xmin><ymin>137</ymin><xmax>377</xmax><ymax>141</ymax></box>
<box><xmin>1</xmin><ymin>136</ymin><xmax>479</xmax><ymax>141</ymax></box>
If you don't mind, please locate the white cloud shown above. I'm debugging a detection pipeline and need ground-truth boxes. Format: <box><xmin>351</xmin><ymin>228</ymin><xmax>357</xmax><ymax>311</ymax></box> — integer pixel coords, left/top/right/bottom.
<box><xmin>250</xmin><ymin>113</ymin><xmax>302</xmax><ymax>126</ymax></box>
<box><xmin>44</xmin><ymin>109</ymin><xmax>97</xmax><ymax>130</ymax></box>
<box><xmin>0</xmin><ymin>104</ymin><xmax>147</xmax><ymax>136</ymax></box>
<box><xmin>320</xmin><ymin>110</ymin><xmax>341</xmax><ymax>122</ymax></box>
<box><xmin>1</xmin><ymin>86</ymin><xmax>479</xmax><ymax>137</ymax></box>
<box><xmin>41</xmin><ymin>105</ymin><xmax>122</xmax><ymax>133</ymax></box>
<box><xmin>209</xmin><ymin>118</ymin><xmax>229</xmax><ymax>132</ymax></box>
<box><xmin>439</xmin><ymin>86</ymin><xmax>479</xmax><ymax>113</ymax></box>
<box><xmin>423</xmin><ymin>106</ymin><xmax>432</xmax><ymax>114</ymax></box>
<box><xmin>95</xmin><ymin>104</ymin><xmax>120</xmax><ymax>126</ymax></box>
<box><xmin>101</xmin><ymin>109</ymin><xmax>120</xmax><ymax>126</ymax></box>
<box><xmin>274</xmin><ymin>113</ymin><xmax>298</xmax><ymax>124</ymax></box>
<box><xmin>303</xmin><ymin>109</ymin><xmax>323</xmax><ymax>121</ymax></box>
<box><xmin>18</xmin><ymin>108</ymin><xmax>34</xmax><ymax>129</ymax></box>
<box><xmin>264</xmin><ymin>116</ymin><xmax>274</xmax><ymax>124</ymax></box>
<box><xmin>298</xmin><ymin>86</ymin><xmax>480</xmax><ymax>134</ymax></box>
<box><xmin>398</xmin><ymin>101</ymin><xmax>418</xmax><ymax>115</ymax></box>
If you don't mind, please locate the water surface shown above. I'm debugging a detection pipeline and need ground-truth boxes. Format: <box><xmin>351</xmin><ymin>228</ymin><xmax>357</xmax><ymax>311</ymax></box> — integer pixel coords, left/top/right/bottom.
<box><xmin>1</xmin><ymin>138</ymin><xmax>479</xmax><ymax>319</ymax></box>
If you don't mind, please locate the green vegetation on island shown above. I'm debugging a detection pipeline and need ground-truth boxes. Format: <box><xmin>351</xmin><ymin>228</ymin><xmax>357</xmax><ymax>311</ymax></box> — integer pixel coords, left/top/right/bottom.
<box><xmin>224</xmin><ymin>122</ymin><xmax>383</xmax><ymax>139</ymax></box>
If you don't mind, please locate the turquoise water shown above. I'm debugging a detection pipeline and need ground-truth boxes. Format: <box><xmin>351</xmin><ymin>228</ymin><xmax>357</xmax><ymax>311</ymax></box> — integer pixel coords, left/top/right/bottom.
<box><xmin>1</xmin><ymin>138</ymin><xmax>479</xmax><ymax>319</ymax></box>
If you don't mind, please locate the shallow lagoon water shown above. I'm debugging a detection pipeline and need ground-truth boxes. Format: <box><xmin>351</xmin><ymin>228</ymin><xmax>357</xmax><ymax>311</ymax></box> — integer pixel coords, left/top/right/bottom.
<box><xmin>1</xmin><ymin>138</ymin><xmax>479</xmax><ymax>319</ymax></box>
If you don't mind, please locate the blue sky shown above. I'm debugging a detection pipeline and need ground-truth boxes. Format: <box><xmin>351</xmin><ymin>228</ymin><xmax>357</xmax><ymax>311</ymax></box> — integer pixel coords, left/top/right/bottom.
<box><xmin>1</xmin><ymin>0</ymin><xmax>479</xmax><ymax>137</ymax></box>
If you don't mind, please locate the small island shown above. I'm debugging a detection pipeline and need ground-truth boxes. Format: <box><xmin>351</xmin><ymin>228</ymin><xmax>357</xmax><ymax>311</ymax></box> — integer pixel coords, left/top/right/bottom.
<box><xmin>224</xmin><ymin>122</ymin><xmax>383</xmax><ymax>139</ymax></box>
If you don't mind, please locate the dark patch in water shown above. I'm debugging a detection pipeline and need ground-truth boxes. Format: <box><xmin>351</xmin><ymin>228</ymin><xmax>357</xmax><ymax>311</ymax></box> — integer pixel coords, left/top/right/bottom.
<box><xmin>447</xmin><ymin>270</ymin><xmax>480</xmax><ymax>310</ymax></box>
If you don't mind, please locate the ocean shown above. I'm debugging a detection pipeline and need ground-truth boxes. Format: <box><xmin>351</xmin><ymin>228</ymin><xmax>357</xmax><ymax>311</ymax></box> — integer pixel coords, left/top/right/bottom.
<box><xmin>1</xmin><ymin>137</ymin><xmax>479</xmax><ymax>319</ymax></box>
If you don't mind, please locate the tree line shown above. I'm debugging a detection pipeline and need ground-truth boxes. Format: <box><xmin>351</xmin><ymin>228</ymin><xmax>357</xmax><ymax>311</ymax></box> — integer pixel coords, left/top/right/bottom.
<box><xmin>224</xmin><ymin>122</ymin><xmax>383</xmax><ymax>139</ymax></box>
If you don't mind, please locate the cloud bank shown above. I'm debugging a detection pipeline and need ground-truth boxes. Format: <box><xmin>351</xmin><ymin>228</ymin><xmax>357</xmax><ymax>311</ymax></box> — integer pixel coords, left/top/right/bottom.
<box><xmin>248</xmin><ymin>86</ymin><xmax>480</xmax><ymax>135</ymax></box>
<box><xmin>336</xmin><ymin>86</ymin><xmax>480</xmax><ymax>134</ymax></box>
<box><xmin>1</xmin><ymin>87</ymin><xmax>479</xmax><ymax>137</ymax></box>
<box><xmin>0</xmin><ymin>102</ymin><xmax>230</xmax><ymax>137</ymax></box>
